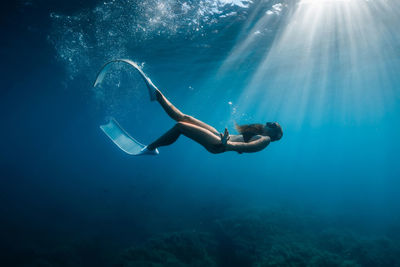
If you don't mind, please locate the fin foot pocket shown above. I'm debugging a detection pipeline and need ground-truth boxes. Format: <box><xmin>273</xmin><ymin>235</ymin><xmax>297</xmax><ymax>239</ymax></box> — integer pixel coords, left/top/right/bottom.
<box><xmin>139</xmin><ymin>146</ymin><xmax>160</xmax><ymax>156</ymax></box>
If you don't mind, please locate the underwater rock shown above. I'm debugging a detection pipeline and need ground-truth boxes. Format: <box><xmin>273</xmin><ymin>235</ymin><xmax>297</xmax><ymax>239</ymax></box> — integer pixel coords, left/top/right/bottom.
<box><xmin>119</xmin><ymin>209</ymin><xmax>400</xmax><ymax>267</ymax></box>
<box><xmin>17</xmin><ymin>209</ymin><xmax>399</xmax><ymax>266</ymax></box>
<box><xmin>119</xmin><ymin>231</ymin><xmax>217</xmax><ymax>267</ymax></box>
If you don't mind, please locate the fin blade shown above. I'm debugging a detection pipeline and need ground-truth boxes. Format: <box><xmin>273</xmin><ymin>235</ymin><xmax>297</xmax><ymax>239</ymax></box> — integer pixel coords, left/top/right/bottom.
<box><xmin>93</xmin><ymin>59</ymin><xmax>158</xmax><ymax>101</ymax></box>
<box><xmin>100</xmin><ymin>117</ymin><xmax>146</xmax><ymax>155</ymax></box>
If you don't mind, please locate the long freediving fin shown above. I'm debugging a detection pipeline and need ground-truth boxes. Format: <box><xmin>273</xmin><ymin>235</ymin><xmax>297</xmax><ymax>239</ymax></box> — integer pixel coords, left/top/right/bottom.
<box><xmin>100</xmin><ymin>117</ymin><xmax>159</xmax><ymax>156</ymax></box>
<box><xmin>93</xmin><ymin>59</ymin><xmax>158</xmax><ymax>101</ymax></box>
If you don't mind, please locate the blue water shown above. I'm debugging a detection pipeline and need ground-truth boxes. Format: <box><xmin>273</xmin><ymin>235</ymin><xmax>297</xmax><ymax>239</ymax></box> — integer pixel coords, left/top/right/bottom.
<box><xmin>1</xmin><ymin>0</ymin><xmax>400</xmax><ymax>266</ymax></box>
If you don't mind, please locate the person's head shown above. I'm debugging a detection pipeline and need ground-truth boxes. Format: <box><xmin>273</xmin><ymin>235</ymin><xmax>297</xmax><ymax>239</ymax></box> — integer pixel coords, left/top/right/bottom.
<box><xmin>263</xmin><ymin>122</ymin><xmax>283</xmax><ymax>141</ymax></box>
<box><xmin>235</xmin><ymin>121</ymin><xmax>283</xmax><ymax>142</ymax></box>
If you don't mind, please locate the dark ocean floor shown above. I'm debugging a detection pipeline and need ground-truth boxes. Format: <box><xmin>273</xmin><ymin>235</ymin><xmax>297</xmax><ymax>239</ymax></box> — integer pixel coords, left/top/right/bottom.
<box><xmin>7</xmin><ymin>207</ymin><xmax>400</xmax><ymax>267</ymax></box>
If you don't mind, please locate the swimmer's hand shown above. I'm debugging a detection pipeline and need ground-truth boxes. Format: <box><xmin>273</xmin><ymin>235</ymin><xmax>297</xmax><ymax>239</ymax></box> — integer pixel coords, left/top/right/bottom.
<box><xmin>220</xmin><ymin>128</ymin><xmax>230</xmax><ymax>146</ymax></box>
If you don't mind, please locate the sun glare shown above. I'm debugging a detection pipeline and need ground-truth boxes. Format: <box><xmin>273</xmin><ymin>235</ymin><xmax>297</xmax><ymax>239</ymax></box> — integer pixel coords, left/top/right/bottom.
<box><xmin>218</xmin><ymin>0</ymin><xmax>400</xmax><ymax>128</ymax></box>
<box><xmin>300</xmin><ymin>0</ymin><xmax>352</xmax><ymax>4</ymax></box>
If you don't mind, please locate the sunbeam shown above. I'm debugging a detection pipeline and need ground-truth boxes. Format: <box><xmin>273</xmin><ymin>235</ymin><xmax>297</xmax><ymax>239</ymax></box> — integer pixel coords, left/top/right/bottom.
<box><xmin>223</xmin><ymin>0</ymin><xmax>400</xmax><ymax>128</ymax></box>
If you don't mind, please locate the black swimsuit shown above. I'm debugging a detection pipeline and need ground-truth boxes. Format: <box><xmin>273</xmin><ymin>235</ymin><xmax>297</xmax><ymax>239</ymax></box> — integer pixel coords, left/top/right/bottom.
<box><xmin>209</xmin><ymin>134</ymin><xmax>252</xmax><ymax>154</ymax></box>
<box><xmin>209</xmin><ymin>143</ymin><xmax>226</xmax><ymax>154</ymax></box>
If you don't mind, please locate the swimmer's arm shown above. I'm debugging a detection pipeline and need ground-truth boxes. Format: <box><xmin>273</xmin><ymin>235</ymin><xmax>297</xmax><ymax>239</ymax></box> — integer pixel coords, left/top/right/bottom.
<box><xmin>225</xmin><ymin>135</ymin><xmax>271</xmax><ymax>153</ymax></box>
<box><xmin>228</xmin><ymin>135</ymin><xmax>244</xmax><ymax>143</ymax></box>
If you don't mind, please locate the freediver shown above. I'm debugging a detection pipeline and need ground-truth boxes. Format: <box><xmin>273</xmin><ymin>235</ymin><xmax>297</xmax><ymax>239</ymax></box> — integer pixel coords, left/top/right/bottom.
<box><xmin>95</xmin><ymin>59</ymin><xmax>283</xmax><ymax>155</ymax></box>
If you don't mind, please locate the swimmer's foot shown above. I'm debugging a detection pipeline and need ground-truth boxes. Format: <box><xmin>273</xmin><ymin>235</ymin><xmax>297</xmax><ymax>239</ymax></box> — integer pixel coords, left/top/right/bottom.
<box><xmin>143</xmin><ymin>76</ymin><xmax>158</xmax><ymax>102</ymax></box>
<box><xmin>135</xmin><ymin>67</ymin><xmax>158</xmax><ymax>101</ymax></box>
<box><xmin>138</xmin><ymin>146</ymin><xmax>159</xmax><ymax>156</ymax></box>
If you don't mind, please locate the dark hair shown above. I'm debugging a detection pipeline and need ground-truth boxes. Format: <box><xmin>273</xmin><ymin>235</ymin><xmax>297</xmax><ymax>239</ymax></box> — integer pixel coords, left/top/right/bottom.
<box><xmin>235</xmin><ymin>122</ymin><xmax>283</xmax><ymax>142</ymax></box>
<box><xmin>235</xmin><ymin>123</ymin><xmax>265</xmax><ymax>142</ymax></box>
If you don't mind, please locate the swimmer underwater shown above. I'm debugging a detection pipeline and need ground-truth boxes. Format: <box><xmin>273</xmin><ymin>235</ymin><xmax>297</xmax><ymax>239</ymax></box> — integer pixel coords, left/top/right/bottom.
<box><xmin>95</xmin><ymin>59</ymin><xmax>283</xmax><ymax>156</ymax></box>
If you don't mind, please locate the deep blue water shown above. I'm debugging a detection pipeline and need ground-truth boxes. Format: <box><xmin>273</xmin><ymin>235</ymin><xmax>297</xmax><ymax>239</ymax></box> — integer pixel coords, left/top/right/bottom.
<box><xmin>1</xmin><ymin>0</ymin><xmax>400</xmax><ymax>266</ymax></box>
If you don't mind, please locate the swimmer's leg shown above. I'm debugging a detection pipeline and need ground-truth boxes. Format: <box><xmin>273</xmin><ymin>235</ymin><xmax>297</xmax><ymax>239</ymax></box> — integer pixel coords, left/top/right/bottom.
<box><xmin>155</xmin><ymin>90</ymin><xmax>220</xmax><ymax>136</ymax></box>
<box><xmin>147</xmin><ymin>122</ymin><xmax>222</xmax><ymax>153</ymax></box>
